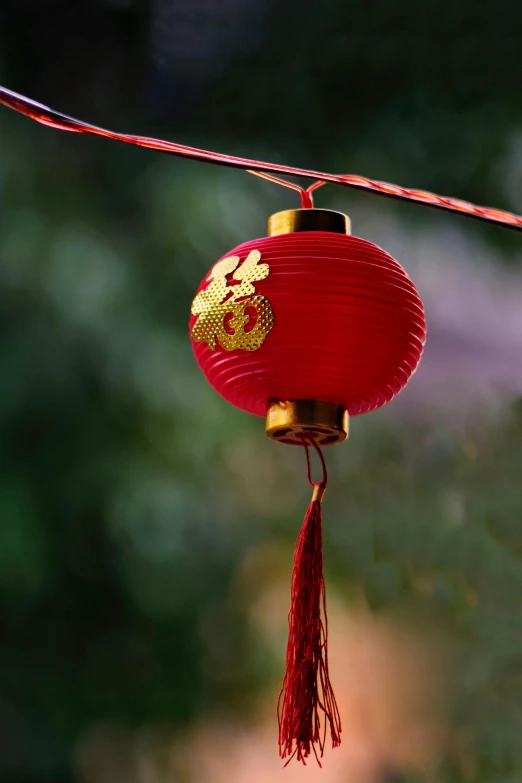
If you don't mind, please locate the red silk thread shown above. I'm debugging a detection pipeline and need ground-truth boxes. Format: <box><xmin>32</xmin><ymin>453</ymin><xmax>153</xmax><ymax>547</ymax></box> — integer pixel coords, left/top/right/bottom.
<box><xmin>1</xmin><ymin>85</ymin><xmax>521</xmax><ymax>231</ymax></box>
<box><xmin>278</xmin><ymin>439</ymin><xmax>341</xmax><ymax>766</ymax></box>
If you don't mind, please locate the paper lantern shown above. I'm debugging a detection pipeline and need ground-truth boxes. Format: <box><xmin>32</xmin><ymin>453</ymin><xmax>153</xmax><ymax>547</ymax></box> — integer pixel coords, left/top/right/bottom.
<box><xmin>189</xmin><ymin>208</ymin><xmax>426</xmax><ymax>764</ymax></box>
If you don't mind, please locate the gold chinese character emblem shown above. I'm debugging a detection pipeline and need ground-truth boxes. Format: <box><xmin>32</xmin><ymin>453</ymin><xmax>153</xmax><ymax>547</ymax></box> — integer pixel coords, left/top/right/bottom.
<box><xmin>191</xmin><ymin>249</ymin><xmax>274</xmax><ymax>351</ymax></box>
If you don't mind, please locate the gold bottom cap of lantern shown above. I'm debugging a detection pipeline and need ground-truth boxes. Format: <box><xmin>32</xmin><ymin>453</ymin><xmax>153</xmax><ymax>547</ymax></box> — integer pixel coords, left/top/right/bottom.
<box><xmin>265</xmin><ymin>400</ymin><xmax>349</xmax><ymax>446</ymax></box>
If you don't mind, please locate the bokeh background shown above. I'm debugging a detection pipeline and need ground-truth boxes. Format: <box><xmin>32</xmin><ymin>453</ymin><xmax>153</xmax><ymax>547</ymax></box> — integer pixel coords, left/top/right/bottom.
<box><xmin>1</xmin><ymin>2</ymin><xmax>522</xmax><ymax>781</ymax></box>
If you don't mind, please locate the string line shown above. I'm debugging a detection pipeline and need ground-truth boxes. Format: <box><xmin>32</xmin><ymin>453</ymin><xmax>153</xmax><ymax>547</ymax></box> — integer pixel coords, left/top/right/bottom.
<box><xmin>1</xmin><ymin>85</ymin><xmax>521</xmax><ymax>231</ymax></box>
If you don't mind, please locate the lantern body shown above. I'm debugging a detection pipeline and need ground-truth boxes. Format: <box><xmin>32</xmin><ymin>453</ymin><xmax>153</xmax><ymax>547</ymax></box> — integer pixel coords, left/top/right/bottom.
<box><xmin>190</xmin><ymin>226</ymin><xmax>425</xmax><ymax>420</ymax></box>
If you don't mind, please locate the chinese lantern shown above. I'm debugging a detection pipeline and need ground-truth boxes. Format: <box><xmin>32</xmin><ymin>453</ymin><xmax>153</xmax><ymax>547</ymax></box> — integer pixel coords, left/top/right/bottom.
<box><xmin>189</xmin><ymin>208</ymin><xmax>426</xmax><ymax>765</ymax></box>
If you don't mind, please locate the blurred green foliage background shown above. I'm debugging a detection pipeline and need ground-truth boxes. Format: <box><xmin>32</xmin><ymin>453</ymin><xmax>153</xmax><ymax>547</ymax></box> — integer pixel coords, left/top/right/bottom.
<box><xmin>1</xmin><ymin>2</ymin><xmax>522</xmax><ymax>781</ymax></box>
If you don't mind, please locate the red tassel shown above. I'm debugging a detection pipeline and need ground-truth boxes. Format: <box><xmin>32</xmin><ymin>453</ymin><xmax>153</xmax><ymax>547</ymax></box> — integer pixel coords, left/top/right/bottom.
<box><xmin>278</xmin><ymin>441</ymin><xmax>341</xmax><ymax>766</ymax></box>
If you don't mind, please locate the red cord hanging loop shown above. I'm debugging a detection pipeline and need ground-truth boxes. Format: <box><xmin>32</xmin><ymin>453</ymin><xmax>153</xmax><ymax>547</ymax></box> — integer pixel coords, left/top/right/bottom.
<box><xmin>303</xmin><ymin>438</ymin><xmax>328</xmax><ymax>491</ymax></box>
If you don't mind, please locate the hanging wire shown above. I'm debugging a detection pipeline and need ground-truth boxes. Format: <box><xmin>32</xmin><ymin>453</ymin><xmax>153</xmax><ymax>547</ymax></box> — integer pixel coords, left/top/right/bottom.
<box><xmin>247</xmin><ymin>170</ymin><xmax>317</xmax><ymax>208</ymax></box>
<box><xmin>248</xmin><ymin>171</ymin><xmax>325</xmax><ymax>207</ymax></box>
<box><xmin>1</xmin><ymin>85</ymin><xmax>521</xmax><ymax>230</ymax></box>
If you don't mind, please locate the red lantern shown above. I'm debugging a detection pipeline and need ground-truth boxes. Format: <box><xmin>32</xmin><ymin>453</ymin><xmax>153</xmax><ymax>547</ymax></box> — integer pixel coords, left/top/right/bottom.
<box><xmin>189</xmin><ymin>208</ymin><xmax>426</xmax><ymax>765</ymax></box>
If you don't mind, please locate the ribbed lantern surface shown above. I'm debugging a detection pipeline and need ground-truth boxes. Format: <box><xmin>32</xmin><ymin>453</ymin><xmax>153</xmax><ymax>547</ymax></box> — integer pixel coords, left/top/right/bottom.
<box><xmin>189</xmin><ymin>226</ymin><xmax>426</xmax><ymax>418</ymax></box>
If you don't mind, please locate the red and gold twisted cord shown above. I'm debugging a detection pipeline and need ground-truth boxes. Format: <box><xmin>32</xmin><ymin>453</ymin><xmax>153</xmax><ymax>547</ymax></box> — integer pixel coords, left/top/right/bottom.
<box><xmin>1</xmin><ymin>85</ymin><xmax>521</xmax><ymax>231</ymax></box>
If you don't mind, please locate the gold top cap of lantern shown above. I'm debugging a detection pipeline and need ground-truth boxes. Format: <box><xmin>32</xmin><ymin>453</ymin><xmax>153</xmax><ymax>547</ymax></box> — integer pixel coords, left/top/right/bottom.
<box><xmin>268</xmin><ymin>208</ymin><xmax>351</xmax><ymax>236</ymax></box>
